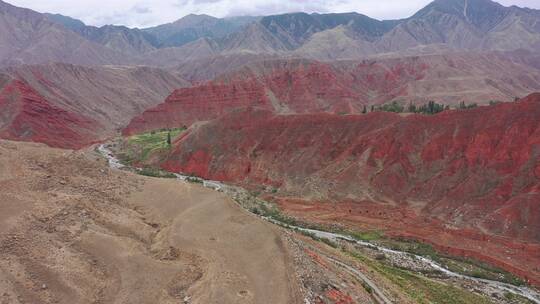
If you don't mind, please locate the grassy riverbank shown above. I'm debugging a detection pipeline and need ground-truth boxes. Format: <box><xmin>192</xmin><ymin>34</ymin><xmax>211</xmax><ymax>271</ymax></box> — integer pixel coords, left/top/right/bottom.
<box><xmin>117</xmin><ymin>128</ymin><xmax>185</xmax><ymax>165</ymax></box>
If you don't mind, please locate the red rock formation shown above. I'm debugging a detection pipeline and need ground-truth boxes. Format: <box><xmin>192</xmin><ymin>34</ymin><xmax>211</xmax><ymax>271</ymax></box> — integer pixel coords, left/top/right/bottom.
<box><xmin>124</xmin><ymin>79</ymin><xmax>273</xmax><ymax>135</ymax></box>
<box><xmin>153</xmin><ymin>93</ymin><xmax>540</xmax><ymax>285</ymax></box>
<box><xmin>163</xmin><ymin>94</ymin><xmax>540</xmax><ymax>241</ymax></box>
<box><xmin>0</xmin><ymin>79</ymin><xmax>100</xmax><ymax>149</ymax></box>
<box><xmin>123</xmin><ymin>60</ymin><xmax>427</xmax><ymax>135</ymax></box>
<box><xmin>124</xmin><ymin>55</ymin><xmax>540</xmax><ymax>135</ymax></box>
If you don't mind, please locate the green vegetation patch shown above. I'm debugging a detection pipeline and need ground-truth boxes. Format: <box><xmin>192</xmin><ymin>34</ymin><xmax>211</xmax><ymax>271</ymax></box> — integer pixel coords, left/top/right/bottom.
<box><xmin>366</xmin><ymin>100</ymin><xmax>485</xmax><ymax>115</ymax></box>
<box><xmin>126</xmin><ymin>128</ymin><xmax>185</xmax><ymax>161</ymax></box>
<box><xmin>118</xmin><ymin>127</ymin><xmax>186</xmax><ymax>166</ymax></box>
<box><xmin>437</xmin><ymin>256</ymin><xmax>525</xmax><ymax>286</ymax></box>
<box><xmin>254</xmin><ymin>204</ymin><xmax>300</xmax><ymax>226</ymax></box>
<box><xmin>377</xmin><ymin>238</ymin><xmax>526</xmax><ymax>286</ymax></box>
<box><xmin>137</xmin><ymin>167</ymin><xmax>176</xmax><ymax>178</ymax></box>
<box><xmin>503</xmin><ymin>292</ymin><xmax>536</xmax><ymax>304</ymax></box>
<box><xmin>349</xmin><ymin>252</ymin><xmax>494</xmax><ymax>304</ymax></box>
<box><xmin>347</xmin><ymin>230</ymin><xmax>383</xmax><ymax>242</ymax></box>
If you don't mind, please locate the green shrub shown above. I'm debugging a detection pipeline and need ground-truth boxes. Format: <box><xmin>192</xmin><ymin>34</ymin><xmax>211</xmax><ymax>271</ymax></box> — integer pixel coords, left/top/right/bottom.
<box><xmin>138</xmin><ymin>167</ymin><xmax>176</xmax><ymax>178</ymax></box>
<box><xmin>361</xmin><ymin>281</ymin><xmax>373</xmax><ymax>294</ymax></box>
<box><xmin>380</xmin><ymin>101</ymin><xmax>405</xmax><ymax>113</ymax></box>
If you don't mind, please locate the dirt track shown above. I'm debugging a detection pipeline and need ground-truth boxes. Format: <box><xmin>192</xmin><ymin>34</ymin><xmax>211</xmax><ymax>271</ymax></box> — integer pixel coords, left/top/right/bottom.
<box><xmin>0</xmin><ymin>140</ymin><xmax>302</xmax><ymax>304</ymax></box>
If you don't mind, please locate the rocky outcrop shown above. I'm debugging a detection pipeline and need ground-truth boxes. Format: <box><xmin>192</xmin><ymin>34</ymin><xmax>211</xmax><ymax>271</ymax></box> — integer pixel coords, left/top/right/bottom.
<box><xmin>123</xmin><ymin>59</ymin><xmax>422</xmax><ymax>135</ymax></box>
<box><xmin>164</xmin><ymin>93</ymin><xmax>540</xmax><ymax>241</ymax></box>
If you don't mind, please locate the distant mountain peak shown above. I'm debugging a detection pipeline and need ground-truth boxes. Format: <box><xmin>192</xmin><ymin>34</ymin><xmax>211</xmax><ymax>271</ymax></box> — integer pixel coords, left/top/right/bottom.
<box><xmin>417</xmin><ymin>0</ymin><xmax>504</xmax><ymax>15</ymax></box>
<box><xmin>44</xmin><ymin>13</ymin><xmax>87</xmax><ymax>30</ymax></box>
<box><xmin>0</xmin><ymin>0</ymin><xmax>12</xmax><ymax>8</ymax></box>
<box><xmin>171</xmin><ymin>13</ymin><xmax>219</xmax><ymax>25</ymax></box>
<box><xmin>412</xmin><ymin>0</ymin><xmax>510</xmax><ymax>32</ymax></box>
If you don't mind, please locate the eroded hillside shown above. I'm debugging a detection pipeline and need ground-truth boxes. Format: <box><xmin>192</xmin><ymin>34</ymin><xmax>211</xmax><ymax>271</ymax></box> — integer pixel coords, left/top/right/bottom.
<box><xmin>135</xmin><ymin>94</ymin><xmax>540</xmax><ymax>287</ymax></box>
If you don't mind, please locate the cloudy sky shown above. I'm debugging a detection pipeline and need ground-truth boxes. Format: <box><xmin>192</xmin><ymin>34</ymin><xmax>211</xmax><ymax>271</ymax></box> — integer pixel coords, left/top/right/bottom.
<box><xmin>8</xmin><ymin>0</ymin><xmax>540</xmax><ymax>28</ymax></box>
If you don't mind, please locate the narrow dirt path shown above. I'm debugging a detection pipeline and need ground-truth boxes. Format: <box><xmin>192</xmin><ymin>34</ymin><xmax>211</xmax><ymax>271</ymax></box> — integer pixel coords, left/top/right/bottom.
<box><xmin>316</xmin><ymin>251</ymin><xmax>393</xmax><ymax>304</ymax></box>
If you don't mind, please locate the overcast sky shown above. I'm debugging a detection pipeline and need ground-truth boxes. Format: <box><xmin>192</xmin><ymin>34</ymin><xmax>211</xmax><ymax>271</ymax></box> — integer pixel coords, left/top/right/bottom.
<box><xmin>7</xmin><ymin>0</ymin><xmax>540</xmax><ymax>28</ymax></box>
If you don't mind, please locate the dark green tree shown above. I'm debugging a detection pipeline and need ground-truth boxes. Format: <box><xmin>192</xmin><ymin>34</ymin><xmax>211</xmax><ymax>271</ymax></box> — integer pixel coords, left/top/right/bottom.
<box><xmin>380</xmin><ymin>101</ymin><xmax>404</xmax><ymax>113</ymax></box>
<box><xmin>408</xmin><ymin>102</ymin><xmax>416</xmax><ymax>113</ymax></box>
<box><xmin>167</xmin><ymin>131</ymin><xmax>172</xmax><ymax>146</ymax></box>
<box><xmin>428</xmin><ymin>101</ymin><xmax>435</xmax><ymax>114</ymax></box>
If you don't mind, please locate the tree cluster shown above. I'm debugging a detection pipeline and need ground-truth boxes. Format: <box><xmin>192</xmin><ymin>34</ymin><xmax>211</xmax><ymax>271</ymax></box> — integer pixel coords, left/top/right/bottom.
<box><xmin>364</xmin><ymin>100</ymin><xmax>484</xmax><ymax>115</ymax></box>
<box><xmin>368</xmin><ymin>100</ymin><xmax>447</xmax><ymax>115</ymax></box>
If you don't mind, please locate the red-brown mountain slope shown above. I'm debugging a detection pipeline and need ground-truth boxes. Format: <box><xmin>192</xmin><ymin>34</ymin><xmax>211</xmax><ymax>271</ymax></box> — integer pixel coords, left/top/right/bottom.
<box><xmin>151</xmin><ymin>93</ymin><xmax>540</xmax><ymax>285</ymax></box>
<box><xmin>4</xmin><ymin>64</ymin><xmax>189</xmax><ymax>133</ymax></box>
<box><xmin>0</xmin><ymin>64</ymin><xmax>188</xmax><ymax>148</ymax></box>
<box><xmin>0</xmin><ymin>79</ymin><xmax>99</xmax><ymax>149</ymax></box>
<box><xmin>125</xmin><ymin>53</ymin><xmax>540</xmax><ymax>135</ymax></box>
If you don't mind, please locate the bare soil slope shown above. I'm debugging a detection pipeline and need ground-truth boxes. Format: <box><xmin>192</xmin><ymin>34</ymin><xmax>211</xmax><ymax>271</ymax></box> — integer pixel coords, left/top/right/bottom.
<box><xmin>0</xmin><ymin>140</ymin><xmax>302</xmax><ymax>303</ymax></box>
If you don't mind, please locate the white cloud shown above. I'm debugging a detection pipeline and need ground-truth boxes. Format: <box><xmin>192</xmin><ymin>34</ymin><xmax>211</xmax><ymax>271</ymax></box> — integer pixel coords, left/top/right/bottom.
<box><xmin>6</xmin><ymin>0</ymin><xmax>540</xmax><ymax>28</ymax></box>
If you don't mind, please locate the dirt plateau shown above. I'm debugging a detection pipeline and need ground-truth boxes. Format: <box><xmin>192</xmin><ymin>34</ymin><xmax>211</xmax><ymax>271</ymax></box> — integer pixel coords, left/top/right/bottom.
<box><xmin>148</xmin><ymin>93</ymin><xmax>540</xmax><ymax>287</ymax></box>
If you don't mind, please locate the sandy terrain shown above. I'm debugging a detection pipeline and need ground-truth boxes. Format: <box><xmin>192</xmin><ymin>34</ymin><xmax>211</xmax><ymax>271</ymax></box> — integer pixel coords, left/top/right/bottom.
<box><xmin>0</xmin><ymin>140</ymin><xmax>303</xmax><ymax>304</ymax></box>
<box><xmin>128</xmin><ymin>178</ymin><xmax>301</xmax><ymax>304</ymax></box>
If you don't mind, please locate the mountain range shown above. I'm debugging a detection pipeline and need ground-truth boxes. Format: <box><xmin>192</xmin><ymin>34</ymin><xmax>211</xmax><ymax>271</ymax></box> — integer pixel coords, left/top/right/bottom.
<box><xmin>2</xmin><ymin>0</ymin><xmax>540</xmax><ymax>67</ymax></box>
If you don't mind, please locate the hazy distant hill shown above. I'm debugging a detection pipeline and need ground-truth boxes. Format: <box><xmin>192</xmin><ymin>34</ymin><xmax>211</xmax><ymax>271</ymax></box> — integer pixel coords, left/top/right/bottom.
<box><xmin>0</xmin><ymin>0</ymin><xmax>133</xmax><ymax>66</ymax></box>
<box><xmin>1</xmin><ymin>0</ymin><xmax>532</xmax><ymax>66</ymax></box>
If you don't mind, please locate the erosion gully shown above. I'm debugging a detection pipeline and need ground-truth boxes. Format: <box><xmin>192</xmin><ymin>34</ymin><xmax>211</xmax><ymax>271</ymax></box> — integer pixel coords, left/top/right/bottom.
<box><xmin>98</xmin><ymin>144</ymin><xmax>540</xmax><ymax>304</ymax></box>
